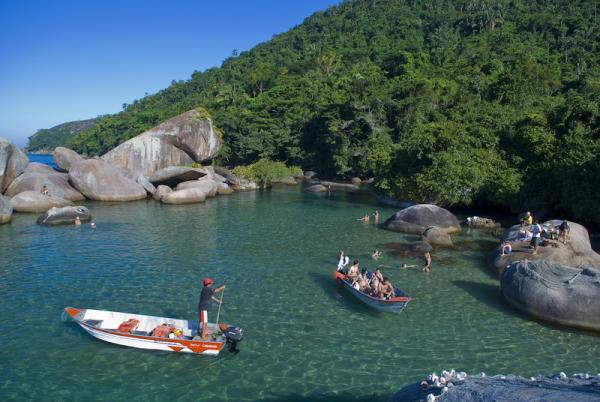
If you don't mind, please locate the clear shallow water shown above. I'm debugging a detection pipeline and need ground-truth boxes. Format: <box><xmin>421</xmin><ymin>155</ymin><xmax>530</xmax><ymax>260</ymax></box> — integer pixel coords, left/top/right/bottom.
<box><xmin>0</xmin><ymin>184</ymin><xmax>598</xmax><ymax>401</ymax></box>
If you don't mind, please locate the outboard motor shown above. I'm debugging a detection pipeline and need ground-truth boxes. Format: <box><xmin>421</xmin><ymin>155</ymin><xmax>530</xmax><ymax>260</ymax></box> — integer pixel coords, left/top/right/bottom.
<box><xmin>222</xmin><ymin>326</ymin><xmax>243</xmax><ymax>354</ymax></box>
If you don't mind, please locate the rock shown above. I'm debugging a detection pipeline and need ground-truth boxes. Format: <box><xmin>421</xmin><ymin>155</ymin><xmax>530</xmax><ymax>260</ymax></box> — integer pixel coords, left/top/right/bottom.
<box><xmin>390</xmin><ymin>372</ymin><xmax>600</xmax><ymax>402</ymax></box>
<box><xmin>383</xmin><ymin>204</ymin><xmax>461</xmax><ymax>235</ymax></box>
<box><xmin>36</xmin><ymin>206</ymin><xmax>92</xmax><ymax>226</ymax></box>
<box><xmin>351</xmin><ymin>177</ymin><xmax>362</xmax><ymax>185</ymax></box>
<box><xmin>229</xmin><ymin>177</ymin><xmax>259</xmax><ymax>191</ymax></box>
<box><xmin>10</xmin><ymin>191</ymin><xmax>74</xmax><ymax>213</ymax></box>
<box><xmin>0</xmin><ymin>137</ymin><xmax>29</xmax><ymax>193</ymax></box>
<box><xmin>501</xmin><ymin>260</ymin><xmax>600</xmax><ymax>331</ymax></box>
<box><xmin>467</xmin><ymin>216</ymin><xmax>502</xmax><ymax>236</ymax></box>
<box><xmin>305</xmin><ymin>184</ymin><xmax>327</xmax><ymax>193</ymax></box>
<box><xmin>211</xmin><ymin>172</ymin><xmax>227</xmax><ymax>183</ymax></box>
<box><xmin>5</xmin><ymin>166</ymin><xmax>85</xmax><ymax>202</ymax></box>
<box><xmin>148</xmin><ymin>166</ymin><xmax>208</xmax><ymax>187</ymax></box>
<box><xmin>153</xmin><ymin>185</ymin><xmax>172</xmax><ymax>201</ymax></box>
<box><xmin>216</xmin><ymin>182</ymin><xmax>234</xmax><ymax>195</ymax></box>
<box><xmin>136</xmin><ymin>174</ymin><xmax>156</xmax><ymax>195</ymax></box>
<box><xmin>489</xmin><ymin>220</ymin><xmax>600</xmax><ymax>276</ymax></box>
<box><xmin>53</xmin><ymin>147</ymin><xmax>84</xmax><ymax>172</ymax></box>
<box><xmin>320</xmin><ymin>181</ymin><xmax>359</xmax><ymax>190</ymax></box>
<box><xmin>422</xmin><ymin>226</ymin><xmax>453</xmax><ymax>247</ymax></box>
<box><xmin>0</xmin><ymin>193</ymin><xmax>12</xmax><ymax>224</ymax></box>
<box><xmin>272</xmin><ymin>176</ymin><xmax>297</xmax><ymax>185</ymax></box>
<box><xmin>101</xmin><ymin>108</ymin><xmax>221</xmax><ymax>178</ymax></box>
<box><xmin>160</xmin><ymin>187</ymin><xmax>207</xmax><ymax>204</ymax></box>
<box><xmin>68</xmin><ymin>159</ymin><xmax>147</xmax><ymax>201</ymax></box>
<box><xmin>175</xmin><ymin>178</ymin><xmax>218</xmax><ymax>197</ymax></box>
<box><xmin>304</xmin><ymin>170</ymin><xmax>317</xmax><ymax>179</ymax></box>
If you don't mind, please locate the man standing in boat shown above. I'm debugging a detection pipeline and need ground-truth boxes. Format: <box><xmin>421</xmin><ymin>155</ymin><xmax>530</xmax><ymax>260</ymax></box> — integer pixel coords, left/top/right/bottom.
<box><xmin>198</xmin><ymin>278</ymin><xmax>225</xmax><ymax>340</ymax></box>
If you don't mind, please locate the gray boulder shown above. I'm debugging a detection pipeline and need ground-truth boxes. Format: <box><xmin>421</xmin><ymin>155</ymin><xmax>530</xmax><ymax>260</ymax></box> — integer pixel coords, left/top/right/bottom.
<box><xmin>136</xmin><ymin>174</ymin><xmax>156</xmax><ymax>195</ymax></box>
<box><xmin>304</xmin><ymin>171</ymin><xmax>317</xmax><ymax>179</ymax></box>
<box><xmin>217</xmin><ymin>182</ymin><xmax>234</xmax><ymax>195</ymax></box>
<box><xmin>320</xmin><ymin>181</ymin><xmax>359</xmax><ymax>190</ymax></box>
<box><xmin>148</xmin><ymin>166</ymin><xmax>208</xmax><ymax>187</ymax></box>
<box><xmin>422</xmin><ymin>226</ymin><xmax>453</xmax><ymax>247</ymax></box>
<box><xmin>0</xmin><ymin>193</ymin><xmax>12</xmax><ymax>224</ymax></box>
<box><xmin>229</xmin><ymin>177</ymin><xmax>259</xmax><ymax>191</ymax></box>
<box><xmin>489</xmin><ymin>220</ymin><xmax>600</xmax><ymax>276</ymax></box>
<box><xmin>383</xmin><ymin>204</ymin><xmax>461</xmax><ymax>234</ymax></box>
<box><xmin>0</xmin><ymin>137</ymin><xmax>29</xmax><ymax>193</ymax></box>
<box><xmin>101</xmin><ymin>108</ymin><xmax>221</xmax><ymax>178</ymax></box>
<box><xmin>305</xmin><ymin>184</ymin><xmax>327</xmax><ymax>193</ymax></box>
<box><xmin>5</xmin><ymin>165</ymin><xmax>85</xmax><ymax>202</ymax></box>
<box><xmin>161</xmin><ymin>187</ymin><xmax>206</xmax><ymax>204</ymax></box>
<box><xmin>501</xmin><ymin>260</ymin><xmax>600</xmax><ymax>331</ymax></box>
<box><xmin>153</xmin><ymin>185</ymin><xmax>172</xmax><ymax>201</ymax></box>
<box><xmin>36</xmin><ymin>206</ymin><xmax>91</xmax><ymax>226</ymax></box>
<box><xmin>351</xmin><ymin>177</ymin><xmax>362</xmax><ymax>185</ymax></box>
<box><xmin>53</xmin><ymin>147</ymin><xmax>84</xmax><ymax>172</ymax></box>
<box><xmin>175</xmin><ymin>178</ymin><xmax>218</xmax><ymax>197</ymax></box>
<box><xmin>68</xmin><ymin>159</ymin><xmax>147</xmax><ymax>201</ymax></box>
<box><xmin>10</xmin><ymin>191</ymin><xmax>74</xmax><ymax>213</ymax></box>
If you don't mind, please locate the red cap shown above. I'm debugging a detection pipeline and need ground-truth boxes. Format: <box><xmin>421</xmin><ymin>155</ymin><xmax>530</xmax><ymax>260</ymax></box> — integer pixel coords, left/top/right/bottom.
<box><xmin>203</xmin><ymin>277</ymin><xmax>214</xmax><ymax>286</ymax></box>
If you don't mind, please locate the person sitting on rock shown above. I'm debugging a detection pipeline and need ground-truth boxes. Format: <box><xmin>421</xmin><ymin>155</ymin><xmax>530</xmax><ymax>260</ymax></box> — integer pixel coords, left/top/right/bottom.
<box><xmin>346</xmin><ymin>259</ymin><xmax>360</xmax><ymax>281</ymax></box>
<box><xmin>501</xmin><ymin>241</ymin><xmax>512</xmax><ymax>256</ymax></box>
<box><xmin>381</xmin><ymin>277</ymin><xmax>394</xmax><ymax>299</ymax></box>
<box><xmin>559</xmin><ymin>220</ymin><xmax>570</xmax><ymax>244</ymax></box>
<box><xmin>40</xmin><ymin>185</ymin><xmax>49</xmax><ymax>195</ymax></box>
<box><xmin>517</xmin><ymin>222</ymin><xmax>528</xmax><ymax>242</ymax></box>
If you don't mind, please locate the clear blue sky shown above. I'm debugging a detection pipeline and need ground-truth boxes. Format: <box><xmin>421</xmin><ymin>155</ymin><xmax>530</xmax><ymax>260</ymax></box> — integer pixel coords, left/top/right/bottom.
<box><xmin>0</xmin><ymin>0</ymin><xmax>340</xmax><ymax>147</ymax></box>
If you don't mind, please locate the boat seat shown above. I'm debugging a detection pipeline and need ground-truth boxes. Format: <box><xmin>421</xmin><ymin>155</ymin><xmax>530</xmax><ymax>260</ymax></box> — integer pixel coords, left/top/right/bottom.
<box><xmin>83</xmin><ymin>319</ymin><xmax>103</xmax><ymax>327</ymax></box>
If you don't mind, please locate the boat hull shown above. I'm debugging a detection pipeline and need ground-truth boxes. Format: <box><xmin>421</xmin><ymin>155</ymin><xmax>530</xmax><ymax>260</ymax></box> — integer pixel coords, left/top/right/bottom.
<box><xmin>333</xmin><ymin>272</ymin><xmax>411</xmax><ymax>313</ymax></box>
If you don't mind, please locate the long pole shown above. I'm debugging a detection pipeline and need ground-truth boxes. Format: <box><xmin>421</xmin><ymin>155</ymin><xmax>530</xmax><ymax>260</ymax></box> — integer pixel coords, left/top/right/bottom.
<box><xmin>215</xmin><ymin>286</ymin><xmax>225</xmax><ymax>326</ymax></box>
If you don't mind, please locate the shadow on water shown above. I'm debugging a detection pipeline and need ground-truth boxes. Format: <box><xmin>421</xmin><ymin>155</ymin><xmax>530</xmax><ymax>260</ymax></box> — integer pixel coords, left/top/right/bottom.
<box><xmin>259</xmin><ymin>392</ymin><xmax>387</xmax><ymax>402</ymax></box>
<box><xmin>308</xmin><ymin>272</ymin><xmax>381</xmax><ymax>317</ymax></box>
<box><xmin>452</xmin><ymin>280</ymin><xmax>516</xmax><ymax>316</ymax></box>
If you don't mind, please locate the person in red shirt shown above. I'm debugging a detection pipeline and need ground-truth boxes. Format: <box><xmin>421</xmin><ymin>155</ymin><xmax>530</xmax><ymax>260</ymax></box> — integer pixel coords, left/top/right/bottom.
<box><xmin>198</xmin><ymin>278</ymin><xmax>225</xmax><ymax>340</ymax></box>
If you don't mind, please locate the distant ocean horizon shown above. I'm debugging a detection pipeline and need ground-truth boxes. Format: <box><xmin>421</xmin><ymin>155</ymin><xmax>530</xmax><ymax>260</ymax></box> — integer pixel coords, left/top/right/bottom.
<box><xmin>28</xmin><ymin>153</ymin><xmax>57</xmax><ymax>169</ymax></box>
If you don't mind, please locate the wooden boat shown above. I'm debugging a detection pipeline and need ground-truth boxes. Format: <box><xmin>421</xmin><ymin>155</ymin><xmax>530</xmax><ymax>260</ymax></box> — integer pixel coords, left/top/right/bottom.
<box><xmin>333</xmin><ymin>271</ymin><xmax>411</xmax><ymax>313</ymax></box>
<box><xmin>63</xmin><ymin>307</ymin><xmax>243</xmax><ymax>356</ymax></box>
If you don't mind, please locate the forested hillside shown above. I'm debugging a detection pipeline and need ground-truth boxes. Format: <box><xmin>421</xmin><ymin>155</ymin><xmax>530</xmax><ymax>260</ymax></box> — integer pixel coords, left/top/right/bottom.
<box><xmin>63</xmin><ymin>0</ymin><xmax>600</xmax><ymax>223</ymax></box>
<box><xmin>26</xmin><ymin>118</ymin><xmax>99</xmax><ymax>153</ymax></box>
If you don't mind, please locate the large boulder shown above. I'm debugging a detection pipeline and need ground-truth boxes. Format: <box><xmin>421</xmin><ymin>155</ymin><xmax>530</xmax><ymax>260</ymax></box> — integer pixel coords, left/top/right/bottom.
<box><xmin>305</xmin><ymin>184</ymin><xmax>327</xmax><ymax>193</ymax></box>
<box><xmin>489</xmin><ymin>220</ymin><xmax>600</xmax><ymax>276</ymax></box>
<box><xmin>501</xmin><ymin>260</ymin><xmax>600</xmax><ymax>332</ymax></box>
<box><xmin>422</xmin><ymin>226</ymin><xmax>453</xmax><ymax>247</ymax></box>
<box><xmin>160</xmin><ymin>187</ymin><xmax>206</xmax><ymax>204</ymax></box>
<box><xmin>0</xmin><ymin>193</ymin><xmax>12</xmax><ymax>224</ymax></box>
<box><xmin>228</xmin><ymin>177</ymin><xmax>259</xmax><ymax>191</ymax></box>
<box><xmin>0</xmin><ymin>137</ymin><xmax>29</xmax><ymax>193</ymax></box>
<box><xmin>216</xmin><ymin>182</ymin><xmax>234</xmax><ymax>195</ymax></box>
<box><xmin>53</xmin><ymin>147</ymin><xmax>84</xmax><ymax>172</ymax></box>
<box><xmin>136</xmin><ymin>174</ymin><xmax>156</xmax><ymax>195</ymax></box>
<box><xmin>68</xmin><ymin>159</ymin><xmax>147</xmax><ymax>201</ymax></box>
<box><xmin>36</xmin><ymin>206</ymin><xmax>91</xmax><ymax>226</ymax></box>
<box><xmin>153</xmin><ymin>185</ymin><xmax>172</xmax><ymax>201</ymax></box>
<box><xmin>383</xmin><ymin>204</ymin><xmax>461</xmax><ymax>234</ymax></box>
<box><xmin>5</xmin><ymin>164</ymin><xmax>85</xmax><ymax>201</ymax></box>
<box><xmin>10</xmin><ymin>191</ymin><xmax>74</xmax><ymax>213</ymax></box>
<box><xmin>175</xmin><ymin>178</ymin><xmax>218</xmax><ymax>197</ymax></box>
<box><xmin>101</xmin><ymin>108</ymin><xmax>221</xmax><ymax>178</ymax></box>
<box><xmin>148</xmin><ymin>166</ymin><xmax>208</xmax><ymax>187</ymax></box>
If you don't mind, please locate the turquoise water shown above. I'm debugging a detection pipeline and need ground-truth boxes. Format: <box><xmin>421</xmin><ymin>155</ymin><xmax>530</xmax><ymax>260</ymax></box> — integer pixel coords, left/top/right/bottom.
<box><xmin>1</xmin><ymin>177</ymin><xmax>599</xmax><ymax>401</ymax></box>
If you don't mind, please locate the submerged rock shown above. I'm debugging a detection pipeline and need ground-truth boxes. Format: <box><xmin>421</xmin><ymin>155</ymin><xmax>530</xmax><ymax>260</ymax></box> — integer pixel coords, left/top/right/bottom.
<box><xmin>501</xmin><ymin>260</ymin><xmax>600</xmax><ymax>332</ymax></box>
<box><xmin>53</xmin><ymin>147</ymin><xmax>84</xmax><ymax>172</ymax></box>
<box><xmin>148</xmin><ymin>166</ymin><xmax>208</xmax><ymax>187</ymax></box>
<box><xmin>10</xmin><ymin>191</ymin><xmax>74</xmax><ymax>213</ymax></box>
<box><xmin>422</xmin><ymin>226</ymin><xmax>453</xmax><ymax>247</ymax></box>
<box><xmin>0</xmin><ymin>137</ymin><xmax>29</xmax><ymax>193</ymax></box>
<box><xmin>36</xmin><ymin>206</ymin><xmax>92</xmax><ymax>226</ymax></box>
<box><xmin>0</xmin><ymin>193</ymin><xmax>12</xmax><ymax>224</ymax></box>
<box><xmin>305</xmin><ymin>184</ymin><xmax>327</xmax><ymax>193</ymax></box>
<box><xmin>68</xmin><ymin>159</ymin><xmax>147</xmax><ymax>202</ymax></box>
<box><xmin>5</xmin><ymin>165</ymin><xmax>85</xmax><ymax>202</ymax></box>
<box><xmin>319</xmin><ymin>181</ymin><xmax>359</xmax><ymax>190</ymax></box>
<box><xmin>160</xmin><ymin>187</ymin><xmax>207</xmax><ymax>204</ymax></box>
<box><xmin>383</xmin><ymin>204</ymin><xmax>461</xmax><ymax>235</ymax></box>
<box><xmin>101</xmin><ymin>108</ymin><xmax>221</xmax><ymax>178</ymax></box>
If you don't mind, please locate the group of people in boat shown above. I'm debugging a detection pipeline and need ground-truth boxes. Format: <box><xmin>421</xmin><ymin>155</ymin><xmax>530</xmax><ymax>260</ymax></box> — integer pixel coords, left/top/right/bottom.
<box><xmin>337</xmin><ymin>251</ymin><xmax>396</xmax><ymax>299</ymax></box>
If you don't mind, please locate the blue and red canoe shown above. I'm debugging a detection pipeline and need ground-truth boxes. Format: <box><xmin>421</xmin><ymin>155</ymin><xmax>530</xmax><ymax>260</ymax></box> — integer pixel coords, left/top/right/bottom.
<box><xmin>333</xmin><ymin>271</ymin><xmax>412</xmax><ymax>313</ymax></box>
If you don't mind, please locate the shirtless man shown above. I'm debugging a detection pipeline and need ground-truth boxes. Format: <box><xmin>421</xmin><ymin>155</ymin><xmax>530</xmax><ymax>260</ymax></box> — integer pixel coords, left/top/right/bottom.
<box><xmin>347</xmin><ymin>259</ymin><xmax>360</xmax><ymax>280</ymax></box>
<box><xmin>373</xmin><ymin>210</ymin><xmax>380</xmax><ymax>223</ymax></box>
<box><xmin>358</xmin><ymin>214</ymin><xmax>369</xmax><ymax>223</ymax></box>
<box><xmin>422</xmin><ymin>252</ymin><xmax>432</xmax><ymax>272</ymax></box>
<box><xmin>380</xmin><ymin>277</ymin><xmax>394</xmax><ymax>299</ymax></box>
<box><xmin>371</xmin><ymin>249</ymin><xmax>381</xmax><ymax>260</ymax></box>
<box><xmin>356</xmin><ymin>269</ymin><xmax>369</xmax><ymax>291</ymax></box>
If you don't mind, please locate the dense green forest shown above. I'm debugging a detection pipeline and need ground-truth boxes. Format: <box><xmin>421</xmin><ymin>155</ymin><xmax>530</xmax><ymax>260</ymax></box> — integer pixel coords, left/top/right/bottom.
<box><xmin>26</xmin><ymin>118</ymin><xmax>99</xmax><ymax>152</ymax></box>
<box><xmin>37</xmin><ymin>0</ymin><xmax>600</xmax><ymax>223</ymax></box>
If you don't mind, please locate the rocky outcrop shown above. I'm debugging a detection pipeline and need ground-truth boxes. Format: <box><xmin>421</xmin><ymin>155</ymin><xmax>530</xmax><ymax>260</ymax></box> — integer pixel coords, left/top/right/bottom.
<box><xmin>501</xmin><ymin>260</ymin><xmax>600</xmax><ymax>331</ymax></box>
<box><xmin>10</xmin><ymin>191</ymin><xmax>74</xmax><ymax>213</ymax></box>
<box><xmin>5</xmin><ymin>164</ymin><xmax>85</xmax><ymax>201</ymax></box>
<box><xmin>36</xmin><ymin>206</ymin><xmax>91</xmax><ymax>226</ymax></box>
<box><xmin>383</xmin><ymin>204</ymin><xmax>461</xmax><ymax>234</ymax></box>
<box><xmin>228</xmin><ymin>176</ymin><xmax>259</xmax><ymax>191</ymax></box>
<box><xmin>53</xmin><ymin>147</ymin><xmax>84</xmax><ymax>172</ymax></box>
<box><xmin>489</xmin><ymin>220</ymin><xmax>600</xmax><ymax>276</ymax></box>
<box><xmin>175</xmin><ymin>178</ymin><xmax>218</xmax><ymax>197</ymax></box>
<box><xmin>390</xmin><ymin>371</ymin><xmax>600</xmax><ymax>402</ymax></box>
<box><xmin>216</xmin><ymin>182</ymin><xmax>234</xmax><ymax>195</ymax></box>
<box><xmin>320</xmin><ymin>181</ymin><xmax>359</xmax><ymax>190</ymax></box>
<box><xmin>272</xmin><ymin>176</ymin><xmax>297</xmax><ymax>185</ymax></box>
<box><xmin>136</xmin><ymin>174</ymin><xmax>156</xmax><ymax>195</ymax></box>
<box><xmin>152</xmin><ymin>185</ymin><xmax>172</xmax><ymax>201</ymax></box>
<box><xmin>422</xmin><ymin>226</ymin><xmax>453</xmax><ymax>247</ymax></box>
<box><xmin>148</xmin><ymin>166</ymin><xmax>208</xmax><ymax>187</ymax></box>
<box><xmin>68</xmin><ymin>159</ymin><xmax>147</xmax><ymax>201</ymax></box>
<box><xmin>304</xmin><ymin>171</ymin><xmax>317</xmax><ymax>179</ymax></box>
<box><xmin>101</xmin><ymin>108</ymin><xmax>221</xmax><ymax>178</ymax></box>
<box><xmin>0</xmin><ymin>137</ymin><xmax>29</xmax><ymax>193</ymax></box>
<box><xmin>305</xmin><ymin>184</ymin><xmax>327</xmax><ymax>193</ymax></box>
<box><xmin>467</xmin><ymin>216</ymin><xmax>502</xmax><ymax>236</ymax></box>
<box><xmin>351</xmin><ymin>177</ymin><xmax>362</xmax><ymax>185</ymax></box>
<box><xmin>160</xmin><ymin>187</ymin><xmax>206</xmax><ymax>204</ymax></box>
<box><xmin>0</xmin><ymin>193</ymin><xmax>12</xmax><ymax>224</ymax></box>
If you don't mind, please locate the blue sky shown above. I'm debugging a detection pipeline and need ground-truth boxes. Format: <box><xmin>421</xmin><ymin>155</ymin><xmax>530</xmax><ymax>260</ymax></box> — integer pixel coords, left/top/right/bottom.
<box><xmin>0</xmin><ymin>0</ymin><xmax>340</xmax><ymax>147</ymax></box>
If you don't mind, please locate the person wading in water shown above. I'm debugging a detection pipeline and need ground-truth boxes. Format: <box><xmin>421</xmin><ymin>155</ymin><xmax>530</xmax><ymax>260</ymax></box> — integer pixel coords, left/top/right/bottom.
<box><xmin>198</xmin><ymin>278</ymin><xmax>225</xmax><ymax>340</ymax></box>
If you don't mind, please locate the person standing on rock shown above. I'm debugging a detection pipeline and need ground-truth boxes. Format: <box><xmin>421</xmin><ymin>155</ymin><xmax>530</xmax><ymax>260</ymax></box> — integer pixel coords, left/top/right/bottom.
<box><xmin>198</xmin><ymin>278</ymin><xmax>225</xmax><ymax>340</ymax></box>
<box><xmin>531</xmin><ymin>220</ymin><xmax>542</xmax><ymax>255</ymax></box>
<box><xmin>559</xmin><ymin>220</ymin><xmax>570</xmax><ymax>244</ymax></box>
<box><xmin>525</xmin><ymin>211</ymin><xmax>533</xmax><ymax>225</ymax></box>
<box><xmin>40</xmin><ymin>185</ymin><xmax>49</xmax><ymax>196</ymax></box>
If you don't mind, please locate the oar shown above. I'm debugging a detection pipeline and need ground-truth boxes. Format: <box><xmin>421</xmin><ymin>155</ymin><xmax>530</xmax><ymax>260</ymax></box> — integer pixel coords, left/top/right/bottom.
<box><xmin>215</xmin><ymin>285</ymin><xmax>226</xmax><ymax>327</ymax></box>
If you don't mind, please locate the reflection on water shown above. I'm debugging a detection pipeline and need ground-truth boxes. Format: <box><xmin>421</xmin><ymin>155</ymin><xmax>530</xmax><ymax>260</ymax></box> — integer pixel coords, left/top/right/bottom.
<box><xmin>0</xmin><ymin>187</ymin><xmax>598</xmax><ymax>401</ymax></box>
